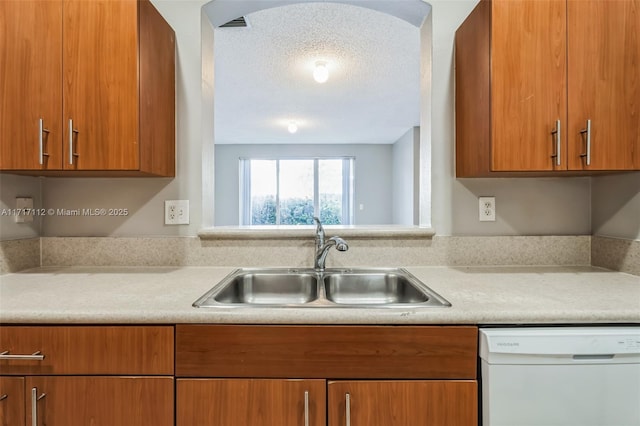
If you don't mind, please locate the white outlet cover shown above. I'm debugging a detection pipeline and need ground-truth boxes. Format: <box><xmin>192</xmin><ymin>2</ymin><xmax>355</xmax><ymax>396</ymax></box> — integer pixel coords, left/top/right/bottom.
<box><xmin>478</xmin><ymin>196</ymin><xmax>496</xmax><ymax>222</ymax></box>
<box><xmin>165</xmin><ymin>200</ymin><xmax>190</xmax><ymax>225</ymax></box>
<box><xmin>15</xmin><ymin>197</ymin><xmax>34</xmax><ymax>223</ymax></box>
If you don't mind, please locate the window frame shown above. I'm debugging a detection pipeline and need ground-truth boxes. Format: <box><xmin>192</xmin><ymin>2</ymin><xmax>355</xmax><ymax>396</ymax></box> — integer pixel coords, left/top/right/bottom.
<box><xmin>239</xmin><ymin>157</ymin><xmax>354</xmax><ymax>226</ymax></box>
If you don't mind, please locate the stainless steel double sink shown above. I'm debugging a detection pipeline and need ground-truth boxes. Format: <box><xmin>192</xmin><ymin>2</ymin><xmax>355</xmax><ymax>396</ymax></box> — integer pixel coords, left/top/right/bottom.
<box><xmin>193</xmin><ymin>268</ymin><xmax>451</xmax><ymax>308</ymax></box>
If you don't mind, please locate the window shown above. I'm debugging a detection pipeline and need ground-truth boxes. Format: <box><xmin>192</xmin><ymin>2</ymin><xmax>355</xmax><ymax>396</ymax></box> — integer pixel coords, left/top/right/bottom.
<box><xmin>240</xmin><ymin>158</ymin><xmax>354</xmax><ymax>226</ymax></box>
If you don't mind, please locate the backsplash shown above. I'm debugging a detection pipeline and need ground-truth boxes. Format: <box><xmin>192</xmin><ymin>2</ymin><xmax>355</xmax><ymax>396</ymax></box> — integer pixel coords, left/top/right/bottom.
<box><xmin>0</xmin><ymin>238</ymin><xmax>40</xmax><ymax>273</ymax></box>
<box><xmin>2</xmin><ymin>235</ymin><xmax>596</xmax><ymax>272</ymax></box>
<box><xmin>592</xmin><ymin>236</ymin><xmax>640</xmax><ymax>276</ymax></box>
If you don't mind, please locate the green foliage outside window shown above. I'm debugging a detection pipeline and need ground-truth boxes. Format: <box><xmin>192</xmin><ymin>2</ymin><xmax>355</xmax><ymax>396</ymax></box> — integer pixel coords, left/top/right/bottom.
<box><xmin>251</xmin><ymin>195</ymin><xmax>342</xmax><ymax>225</ymax></box>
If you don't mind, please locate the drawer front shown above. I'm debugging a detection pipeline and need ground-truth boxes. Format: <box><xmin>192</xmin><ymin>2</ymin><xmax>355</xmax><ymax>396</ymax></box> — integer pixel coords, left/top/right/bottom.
<box><xmin>176</xmin><ymin>325</ymin><xmax>477</xmax><ymax>379</ymax></box>
<box><xmin>0</xmin><ymin>326</ymin><xmax>174</xmax><ymax>375</ymax></box>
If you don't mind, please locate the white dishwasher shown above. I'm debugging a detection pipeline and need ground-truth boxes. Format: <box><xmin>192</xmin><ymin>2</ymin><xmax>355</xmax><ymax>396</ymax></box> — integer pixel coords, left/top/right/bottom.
<box><xmin>479</xmin><ymin>327</ymin><xmax>640</xmax><ymax>426</ymax></box>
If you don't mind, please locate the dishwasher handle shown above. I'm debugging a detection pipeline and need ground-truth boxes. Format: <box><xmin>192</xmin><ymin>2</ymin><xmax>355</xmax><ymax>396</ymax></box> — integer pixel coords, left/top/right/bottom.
<box><xmin>572</xmin><ymin>354</ymin><xmax>615</xmax><ymax>361</ymax></box>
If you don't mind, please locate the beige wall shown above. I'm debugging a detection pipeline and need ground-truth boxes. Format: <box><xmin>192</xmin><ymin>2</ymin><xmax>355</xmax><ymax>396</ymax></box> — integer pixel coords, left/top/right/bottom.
<box><xmin>592</xmin><ymin>173</ymin><xmax>640</xmax><ymax>241</ymax></box>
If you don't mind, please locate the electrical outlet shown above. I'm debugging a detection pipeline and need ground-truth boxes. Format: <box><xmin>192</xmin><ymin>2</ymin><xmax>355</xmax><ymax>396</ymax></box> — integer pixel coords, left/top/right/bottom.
<box><xmin>165</xmin><ymin>200</ymin><xmax>189</xmax><ymax>225</ymax></box>
<box><xmin>15</xmin><ymin>197</ymin><xmax>34</xmax><ymax>223</ymax></box>
<box><xmin>478</xmin><ymin>196</ymin><xmax>496</xmax><ymax>222</ymax></box>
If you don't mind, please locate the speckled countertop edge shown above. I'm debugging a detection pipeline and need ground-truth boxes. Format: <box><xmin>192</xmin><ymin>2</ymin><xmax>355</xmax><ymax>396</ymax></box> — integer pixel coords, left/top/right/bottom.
<box><xmin>0</xmin><ymin>266</ymin><xmax>638</xmax><ymax>325</ymax></box>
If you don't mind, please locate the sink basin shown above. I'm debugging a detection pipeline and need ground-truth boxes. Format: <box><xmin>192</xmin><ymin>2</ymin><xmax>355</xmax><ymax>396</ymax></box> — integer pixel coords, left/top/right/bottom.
<box><xmin>193</xmin><ymin>269</ymin><xmax>319</xmax><ymax>306</ymax></box>
<box><xmin>324</xmin><ymin>269</ymin><xmax>451</xmax><ymax>307</ymax></box>
<box><xmin>324</xmin><ymin>270</ymin><xmax>428</xmax><ymax>304</ymax></box>
<box><xmin>193</xmin><ymin>268</ymin><xmax>450</xmax><ymax>308</ymax></box>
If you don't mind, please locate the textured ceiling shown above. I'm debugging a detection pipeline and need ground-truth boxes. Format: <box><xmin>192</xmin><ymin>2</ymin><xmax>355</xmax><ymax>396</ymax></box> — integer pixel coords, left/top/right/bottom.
<box><xmin>213</xmin><ymin>2</ymin><xmax>421</xmax><ymax>144</ymax></box>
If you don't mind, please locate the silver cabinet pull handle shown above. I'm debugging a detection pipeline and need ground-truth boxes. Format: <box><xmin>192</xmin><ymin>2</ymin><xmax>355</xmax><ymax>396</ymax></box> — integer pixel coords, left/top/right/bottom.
<box><xmin>551</xmin><ymin>119</ymin><xmax>561</xmax><ymax>166</ymax></box>
<box><xmin>304</xmin><ymin>390</ymin><xmax>309</xmax><ymax>426</ymax></box>
<box><xmin>31</xmin><ymin>387</ymin><xmax>46</xmax><ymax>426</ymax></box>
<box><xmin>39</xmin><ymin>118</ymin><xmax>50</xmax><ymax>165</ymax></box>
<box><xmin>579</xmin><ymin>119</ymin><xmax>591</xmax><ymax>166</ymax></box>
<box><xmin>68</xmin><ymin>119</ymin><xmax>79</xmax><ymax>165</ymax></box>
<box><xmin>345</xmin><ymin>393</ymin><xmax>351</xmax><ymax>426</ymax></box>
<box><xmin>0</xmin><ymin>394</ymin><xmax>7</xmax><ymax>401</ymax></box>
<box><xmin>0</xmin><ymin>350</ymin><xmax>45</xmax><ymax>361</ymax></box>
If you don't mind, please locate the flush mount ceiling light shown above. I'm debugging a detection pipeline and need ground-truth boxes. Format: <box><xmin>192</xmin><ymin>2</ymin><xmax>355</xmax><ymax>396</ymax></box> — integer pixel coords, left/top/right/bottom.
<box><xmin>313</xmin><ymin>61</ymin><xmax>329</xmax><ymax>84</ymax></box>
<box><xmin>287</xmin><ymin>121</ymin><xmax>298</xmax><ymax>134</ymax></box>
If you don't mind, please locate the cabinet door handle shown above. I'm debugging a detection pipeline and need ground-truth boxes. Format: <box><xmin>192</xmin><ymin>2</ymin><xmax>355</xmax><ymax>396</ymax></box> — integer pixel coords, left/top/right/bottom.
<box><xmin>345</xmin><ymin>393</ymin><xmax>351</xmax><ymax>426</ymax></box>
<box><xmin>0</xmin><ymin>350</ymin><xmax>45</xmax><ymax>361</ymax></box>
<box><xmin>551</xmin><ymin>119</ymin><xmax>561</xmax><ymax>166</ymax></box>
<box><xmin>304</xmin><ymin>390</ymin><xmax>309</xmax><ymax>426</ymax></box>
<box><xmin>68</xmin><ymin>119</ymin><xmax>79</xmax><ymax>165</ymax></box>
<box><xmin>39</xmin><ymin>118</ymin><xmax>50</xmax><ymax>165</ymax></box>
<box><xmin>0</xmin><ymin>394</ymin><xmax>7</xmax><ymax>401</ymax></box>
<box><xmin>579</xmin><ymin>119</ymin><xmax>591</xmax><ymax>166</ymax></box>
<box><xmin>31</xmin><ymin>387</ymin><xmax>46</xmax><ymax>426</ymax></box>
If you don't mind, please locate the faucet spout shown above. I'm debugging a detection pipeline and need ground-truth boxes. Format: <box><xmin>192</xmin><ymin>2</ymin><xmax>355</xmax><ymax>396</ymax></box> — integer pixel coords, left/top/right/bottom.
<box><xmin>313</xmin><ymin>217</ymin><xmax>348</xmax><ymax>271</ymax></box>
<box><xmin>313</xmin><ymin>216</ymin><xmax>325</xmax><ymax>251</ymax></box>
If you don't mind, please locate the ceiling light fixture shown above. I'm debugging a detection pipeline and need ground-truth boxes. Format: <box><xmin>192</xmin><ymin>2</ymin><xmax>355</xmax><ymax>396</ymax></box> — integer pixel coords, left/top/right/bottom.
<box><xmin>313</xmin><ymin>61</ymin><xmax>329</xmax><ymax>84</ymax></box>
<box><xmin>287</xmin><ymin>121</ymin><xmax>298</xmax><ymax>134</ymax></box>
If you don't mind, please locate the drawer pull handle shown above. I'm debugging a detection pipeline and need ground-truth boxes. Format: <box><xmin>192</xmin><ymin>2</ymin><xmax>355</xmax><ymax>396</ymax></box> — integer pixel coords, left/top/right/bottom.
<box><xmin>550</xmin><ymin>119</ymin><xmax>561</xmax><ymax>166</ymax></box>
<box><xmin>579</xmin><ymin>119</ymin><xmax>591</xmax><ymax>166</ymax></box>
<box><xmin>0</xmin><ymin>350</ymin><xmax>45</xmax><ymax>361</ymax></box>
<box><xmin>304</xmin><ymin>390</ymin><xmax>309</xmax><ymax>426</ymax></box>
<box><xmin>0</xmin><ymin>394</ymin><xmax>7</xmax><ymax>401</ymax></box>
<box><xmin>31</xmin><ymin>387</ymin><xmax>46</xmax><ymax>426</ymax></box>
<box><xmin>345</xmin><ymin>393</ymin><xmax>351</xmax><ymax>426</ymax></box>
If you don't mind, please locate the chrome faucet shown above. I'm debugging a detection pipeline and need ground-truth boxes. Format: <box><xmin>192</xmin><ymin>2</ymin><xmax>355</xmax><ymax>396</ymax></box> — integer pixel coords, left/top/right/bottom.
<box><xmin>313</xmin><ymin>217</ymin><xmax>348</xmax><ymax>271</ymax></box>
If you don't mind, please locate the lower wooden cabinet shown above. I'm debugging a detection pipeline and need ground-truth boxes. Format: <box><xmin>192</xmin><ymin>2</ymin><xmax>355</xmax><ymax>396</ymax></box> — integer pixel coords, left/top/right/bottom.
<box><xmin>0</xmin><ymin>376</ymin><xmax>25</xmax><ymax>426</ymax></box>
<box><xmin>1</xmin><ymin>324</ymin><xmax>479</xmax><ymax>425</ymax></box>
<box><xmin>175</xmin><ymin>326</ymin><xmax>479</xmax><ymax>426</ymax></box>
<box><xmin>176</xmin><ymin>378</ymin><xmax>477</xmax><ymax>426</ymax></box>
<box><xmin>26</xmin><ymin>376</ymin><xmax>173</xmax><ymax>426</ymax></box>
<box><xmin>1</xmin><ymin>376</ymin><xmax>173</xmax><ymax>426</ymax></box>
<box><xmin>0</xmin><ymin>326</ymin><xmax>175</xmax><ymax>425</ymax></box>
<box><xmin>177</xmin><ymin>379</ymin><xmax>326</xmax><ymax>426</ymax></box>
<box><xmin>328</xmin><ymin>380</ymin><xmax>477</xmax><ymax>426</ymax></box>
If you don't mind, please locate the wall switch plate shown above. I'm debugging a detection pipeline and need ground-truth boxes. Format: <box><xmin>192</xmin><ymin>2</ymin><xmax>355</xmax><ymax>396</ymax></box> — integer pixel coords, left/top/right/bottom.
<box><xmin>165</xmin><ymin>200</ymin><xmax>189</xmax><ymax>225</ymax></box>
<box><xmin>478</xmin><ymin>196</ymin><xmax>496</xmax><ymax>222</ymax></box>
<box><xmin>15</xmin><ymin>197</ymin><xmax>34</xmax><ymax>223</ymax></box>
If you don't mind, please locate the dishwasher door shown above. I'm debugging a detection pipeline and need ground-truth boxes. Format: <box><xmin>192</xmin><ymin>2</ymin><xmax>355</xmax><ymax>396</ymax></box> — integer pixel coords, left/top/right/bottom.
<box><xmin>479</xmin><ymin>327</ymin><xmax>640</xmax><ymax>426</ymax></box>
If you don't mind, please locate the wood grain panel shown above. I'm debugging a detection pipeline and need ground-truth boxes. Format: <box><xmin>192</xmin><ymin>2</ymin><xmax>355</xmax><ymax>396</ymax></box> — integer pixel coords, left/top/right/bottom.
<box><xmin>491</xmin><ymin>0</ymin><xmax>567</xmax><ymax>171</ymax></box>
<box><xmin>0</xmin><ymin>0</ymin><xmax>62</xmax><ymax>170</ymax></box>
<box><xmin>176</xmin><ymin>325</ymin><xmax>477</xmax><ymax>379</ymax></box>
<box><xmin>328</xmin><ymin>380</ymin><xmax>477</xmax><ymax>426</ymax></box>
<box><xmin>63</xmin><ymin>0</ymin><xmax>139</xmax><ymax>170</ymax></box>
<box><xmin>567</xmin><ymin>0</ymin><xmax>640</xmax><ymax>170</ymax></box>
<box><xmin>0</xmin><ymin>326</ymin><xmax>173</xmax><ymax>375</ymax></box>
<box><xmin>0</xmin><ymin>376</ymin><xmax>25</xmax><ymax>426</ymax></box>
<box><xmin>26</xmin><ymin>376</ymin><xmax>173</xmax><ymax>426</ymax></box>
<box><xmin>139</xmin><ymin>0</ymin><xmax>176</xmax><ymax>177</ymax></box>
<box><xmin>177</xmin><ymin>379</ymin><xmax>326</xmax><ymax>426</ymax></box>
<box><xmin>455</xmin><ymin>0</ymin><xmax>492</xmax><ymax>177</ymax></box>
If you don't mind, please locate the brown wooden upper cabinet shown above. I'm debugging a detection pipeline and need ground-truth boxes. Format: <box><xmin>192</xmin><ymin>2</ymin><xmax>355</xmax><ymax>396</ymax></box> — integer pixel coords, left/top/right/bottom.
<box><xmin>455</xmin><ymin>0</ymin><xmax>640</xmax><ymax>177</ymax></box>
<box><xmin>0</xmin><ymin>0</ymin><xmax>175</xmax><ymax>176</ymax></box>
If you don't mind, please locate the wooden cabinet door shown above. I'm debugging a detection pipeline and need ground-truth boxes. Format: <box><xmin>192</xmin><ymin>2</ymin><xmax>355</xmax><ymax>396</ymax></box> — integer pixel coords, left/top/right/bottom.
<box><xmin>25</xmin><ymin>376</ymin><xmax>173</xmax><ymax>426</ymax></box>
<box><xmin>567</xmin><ymin>0</ymin><xmax>640</xmax><ymax>170</ymax></box>
<box><xmin>177</xmin><ymin>379</ymin><xmax>326</xmax><ymax>426</ymax></box>
<box><xmin>62</xmin><ymin>0</ymin><xmax>139</xmax><ymax>171</ymax></box>
<box><xmin>0</xmin><ymin>0</ymin><xmax>63</xmax><ymax>170</ymax></box>
<box><xmin>0</xmin><ymin>377</ymin><xmax>25</xmax><ymax>426</ymax></box>
<box><xmin>0</xmin><ymin>326</ymin><xmax>174</xmax><ymax>376</ymax></box>
<box><xmin>491</xmin><ymin>0</ymin><xmax>568</xmax><ymax>172</ymax></box>
<box><xmin>328</xmin><ymin>380</ymin><xmax>477</xmax><ymax>426</ymax></box>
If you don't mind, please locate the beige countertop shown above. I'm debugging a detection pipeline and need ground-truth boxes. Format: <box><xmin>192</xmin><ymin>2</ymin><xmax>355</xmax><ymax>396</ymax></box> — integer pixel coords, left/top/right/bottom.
<box><xmin>0</xmin><ymin>266</ymin><xmax>638</xmax><ymax>324</ymax></box>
